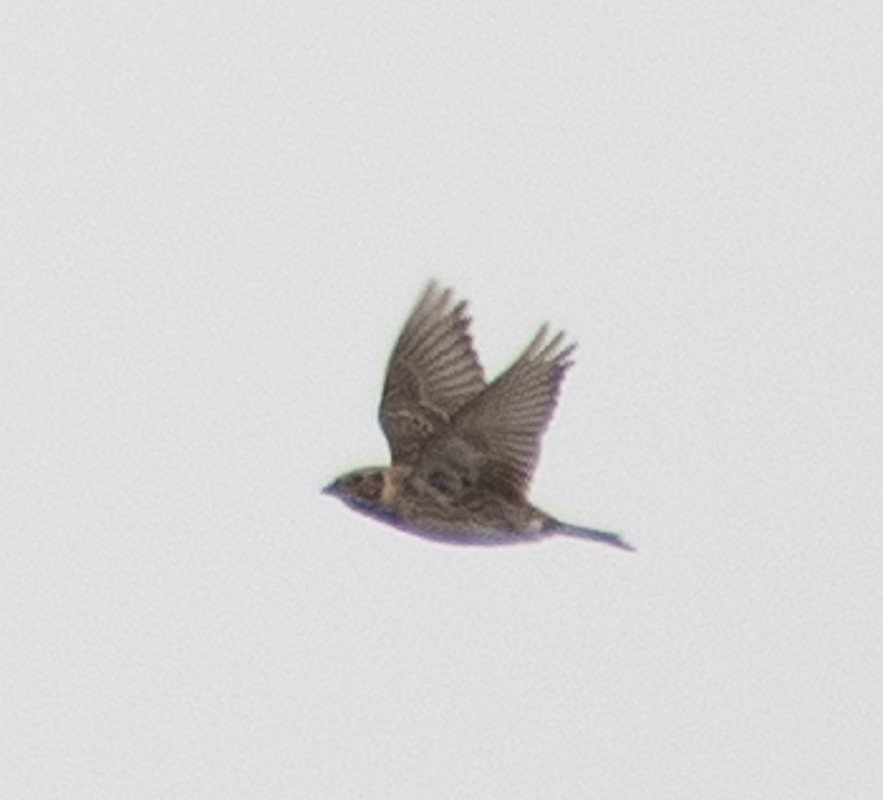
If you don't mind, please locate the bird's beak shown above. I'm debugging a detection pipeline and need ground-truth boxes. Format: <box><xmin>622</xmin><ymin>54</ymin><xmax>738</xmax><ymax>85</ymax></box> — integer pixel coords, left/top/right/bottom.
<box><xmin>321</xmin><ymin>479</ymin><xmax>337</xmax><ymax>496</ymax></box>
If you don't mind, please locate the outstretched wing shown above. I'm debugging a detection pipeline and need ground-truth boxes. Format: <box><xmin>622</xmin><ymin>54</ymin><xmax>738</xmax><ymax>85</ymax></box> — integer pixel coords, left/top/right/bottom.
<box><xmin>380</xmin><ymin>282</ymin><xmax>486</xmax><ymax>465</ymax></box>
<box><xmin>446</xmin><ymin>325</ymin><xmax>575</xmax><ymax>499</ymax></box>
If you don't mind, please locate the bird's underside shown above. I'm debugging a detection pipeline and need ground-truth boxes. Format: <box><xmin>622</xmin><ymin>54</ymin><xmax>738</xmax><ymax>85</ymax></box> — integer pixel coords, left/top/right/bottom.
<box><xmin>323</xmin><ymin>281</ymin><xmax>634</xmax><ymax>552</ymax></box>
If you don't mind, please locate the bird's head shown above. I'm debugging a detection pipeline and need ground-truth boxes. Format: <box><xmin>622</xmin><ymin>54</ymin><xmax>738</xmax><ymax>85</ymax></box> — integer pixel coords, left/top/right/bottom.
<box><xmin>322</xmin><ymin>468</ymin><xmax>386</xmax><ymax>511</ymax></box>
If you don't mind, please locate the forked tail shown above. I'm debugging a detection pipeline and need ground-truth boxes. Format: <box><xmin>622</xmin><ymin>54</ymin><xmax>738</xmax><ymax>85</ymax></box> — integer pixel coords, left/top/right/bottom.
<box><xmin>557</xmin><ymin>523</ymin><xmax>635</xmax><ymax>551</ymax></box>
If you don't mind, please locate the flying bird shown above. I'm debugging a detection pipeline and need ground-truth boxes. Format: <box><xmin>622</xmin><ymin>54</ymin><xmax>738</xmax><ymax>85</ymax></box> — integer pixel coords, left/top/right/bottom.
<box><xmin>323</xmin><ymin>282</ymin><xmax>633</xmax><ymax>550</ymax></box>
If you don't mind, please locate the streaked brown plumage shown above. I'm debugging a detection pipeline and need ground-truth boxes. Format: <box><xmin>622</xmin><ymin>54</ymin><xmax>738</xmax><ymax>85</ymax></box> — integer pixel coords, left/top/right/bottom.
<box><xmin>323</xmin><ymin>282</ymin><xmax>633</xmax><ymax>550</ymax></box>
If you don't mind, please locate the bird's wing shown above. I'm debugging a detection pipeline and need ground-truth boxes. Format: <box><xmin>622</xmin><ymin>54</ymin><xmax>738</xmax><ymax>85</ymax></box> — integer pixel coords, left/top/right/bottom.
<box><xmin>379</xmin><ymin>282</ymin><xmax>486</xmax><ymax>465</ymax></box>
<box><xmin>448</xmin><ymin>325</ymin><xmax>575</xmax><ymax>498</ymax></box>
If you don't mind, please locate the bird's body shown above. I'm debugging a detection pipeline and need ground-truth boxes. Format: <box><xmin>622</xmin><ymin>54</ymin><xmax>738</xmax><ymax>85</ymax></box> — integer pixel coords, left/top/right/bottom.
<box><xmin>330</xmin><ymin>465</ymin><xmax>548</xmax><ymax>545</ymax></box>
<box><xmin>323</xmin><ymin>282</ymin><xmax>633</xmax><ymax>551</ymax></box>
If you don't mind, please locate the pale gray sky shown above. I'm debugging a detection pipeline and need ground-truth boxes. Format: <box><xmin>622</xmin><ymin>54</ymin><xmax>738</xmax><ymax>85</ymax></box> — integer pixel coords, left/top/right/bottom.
<box><xmin>3</xmin><ymin>3</ymin><xmax>882</xmax><ymax>798</ymax></box>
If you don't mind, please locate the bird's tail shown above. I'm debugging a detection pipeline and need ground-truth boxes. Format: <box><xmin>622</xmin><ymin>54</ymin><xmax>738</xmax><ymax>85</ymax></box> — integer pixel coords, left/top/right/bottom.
<box><xmin>556</xmin><ymin>523</ymin><xmax>635</xmax><ymax>551</ymax></box>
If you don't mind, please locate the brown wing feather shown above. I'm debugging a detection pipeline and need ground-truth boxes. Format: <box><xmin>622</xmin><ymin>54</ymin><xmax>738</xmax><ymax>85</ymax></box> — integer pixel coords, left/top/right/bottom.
<box><xmin>380</xmin><ymin>282</ymin><xmax>486</xmax><ymax>464</ymax></box>
<box><xmin>447</xmin><ymin>325</ymin><xmax>575</xmax><ymax>498</ymax></box>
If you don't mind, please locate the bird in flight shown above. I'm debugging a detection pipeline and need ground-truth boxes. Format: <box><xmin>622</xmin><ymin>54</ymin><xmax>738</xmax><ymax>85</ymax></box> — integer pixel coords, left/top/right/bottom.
<box><xmin>323</xmin><ymin>282</ymin><xmax>633</xmax><ymax>550</ymax></box>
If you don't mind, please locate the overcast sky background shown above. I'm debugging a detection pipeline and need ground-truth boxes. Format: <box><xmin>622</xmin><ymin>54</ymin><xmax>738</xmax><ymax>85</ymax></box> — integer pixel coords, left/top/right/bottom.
<box><xmin>3</xmin><ymin>3</ymin><xmax>883</xmax><ymax>798</ymax></box>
